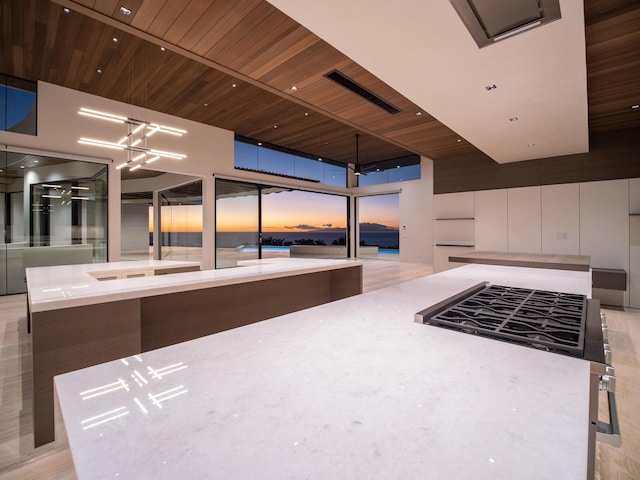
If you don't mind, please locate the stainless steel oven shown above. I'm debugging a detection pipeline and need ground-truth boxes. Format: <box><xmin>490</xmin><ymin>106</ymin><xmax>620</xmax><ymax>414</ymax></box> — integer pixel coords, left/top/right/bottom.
<box><xmin>415</xmin><ymin>282</ymin><xmax>620</xmax><ymax>480</ymax></box>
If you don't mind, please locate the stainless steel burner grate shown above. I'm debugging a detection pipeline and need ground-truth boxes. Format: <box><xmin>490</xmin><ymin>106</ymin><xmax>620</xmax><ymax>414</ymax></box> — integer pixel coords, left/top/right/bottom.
<box><xmin>416</xmin><ymin>284</ymin><xmax>587</xmax><ymax>357</ymax></box>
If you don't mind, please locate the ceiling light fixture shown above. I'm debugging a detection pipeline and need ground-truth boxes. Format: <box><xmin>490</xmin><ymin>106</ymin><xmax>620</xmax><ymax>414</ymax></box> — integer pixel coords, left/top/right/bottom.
<box><xmin>78</xmin><ymin>107</ymin><xmax>187</xmax><ymax>170</ymax></box>
<box><xmin>97</xmin><ymin>69</ymin><xmax>103</xmax><ymax>74</ymax></box>
<box><xmin>119</xmin><ymin>6</ymin><xmax>132</xmax><ymax>16</ymax></box>
<box><xmin>232</xmin><ymin>83</ymin><xmax>237</xmax><ymax>88</ymax></box>
<box><xmin>63</xmin><ymin>7</ymin><xmax>70</xmax><ymax>13</ymax></box>
<box><xmin>290</xmin><ymin>86</ymin><xmax>298</xmax><ymax>92</ymax></box>
<box><xmin>112</xmin><ymin>37</ymin><xmax>118</xmax><ymax>43</ymax></box>
<box><xmin>416</xmin><ymin>112</ymin><xmax>422</xmax><ymax>116</ymax></box>
<box><xmin>160</xmin><ymin>47</ymin><xmax>166</xmax><ymax>52</ymax></box>
<box><xmin>456</xmin><ymin>139</ymin><xmax>462</xmax><ymax>143</ymax></box>
<box><xmin>632</xmin><ymin>104</ymin><xmax>640</xmax><ymax>109</ymax></box>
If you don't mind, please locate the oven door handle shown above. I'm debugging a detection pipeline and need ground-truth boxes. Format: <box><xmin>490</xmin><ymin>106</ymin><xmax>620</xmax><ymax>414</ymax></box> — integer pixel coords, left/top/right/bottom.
<box><xmin>596</xmin><ymin>391</ymin><xmax>621</xmax><ymax>447</ymax></box>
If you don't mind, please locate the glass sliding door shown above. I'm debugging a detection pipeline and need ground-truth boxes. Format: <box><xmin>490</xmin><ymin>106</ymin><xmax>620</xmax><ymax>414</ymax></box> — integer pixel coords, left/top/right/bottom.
<box><xmin>261</xmin><ymin>188</ymin><xmax>348</xmax><ymax>259</ymax></box>
<box><xmin>357</xmin><ymin>194</ymin><xmax>400</xmax><ymax>259</ymax></box>
<box><xmin>158</xmin><ymin>180</ymin><xmax>203</xmax><ymax>263</ymax></box>
<box><xmin>215</xmin><ymin>178</ymin><xmax>350</xmax><ymax>267</ymax></box>
<box><xmin>215</xmin><ymin>179</ymin><xmax>260</xmax><ymax>268</ymax></box>
<box><xmin>0</xmin><ymin>151</ymin><xmax>108</xmax><ymax>295</ymax></box>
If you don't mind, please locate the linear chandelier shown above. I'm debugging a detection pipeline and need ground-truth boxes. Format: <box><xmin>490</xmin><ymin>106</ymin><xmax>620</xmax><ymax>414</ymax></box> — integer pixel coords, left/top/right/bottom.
<box><xmin>77</xmin><ymin>107</ymin><xmax>187</xmax><ymax>171</ymax></box>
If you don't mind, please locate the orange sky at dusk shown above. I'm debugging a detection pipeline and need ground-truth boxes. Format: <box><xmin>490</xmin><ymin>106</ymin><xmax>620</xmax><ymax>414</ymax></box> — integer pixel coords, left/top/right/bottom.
<box><xmin>149</xmin><ymin>192</ymin><xmax>399</xmax><ymax>233</ymax></box>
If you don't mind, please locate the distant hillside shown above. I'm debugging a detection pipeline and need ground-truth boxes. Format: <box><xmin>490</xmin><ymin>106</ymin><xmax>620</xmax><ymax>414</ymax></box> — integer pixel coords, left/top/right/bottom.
<box><xmin>358</xmin><ymin>222</ymin><xmax>398</xmax><ymax>232</ymax></box>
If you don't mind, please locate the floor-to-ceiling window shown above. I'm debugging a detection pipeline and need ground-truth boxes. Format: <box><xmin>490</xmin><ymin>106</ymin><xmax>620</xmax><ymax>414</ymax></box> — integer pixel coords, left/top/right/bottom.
<box><xmin>158</xmin><ymin>180</ymin><xmax>203</xmax><ymax>263</ymax></box>
<box><xmin>215</xmin><ymin>178</ymin><xmax>349</xmax><ymax>268</ymax></box>
<box><xmin>356</xmin><ymin>194</ymin><xmax>400</xmax><ymax>259</ymax></box>
<box><xmin>0</xmin><ymin>150</ymin><xmax>108</xmax><ymax>295</ymax></box>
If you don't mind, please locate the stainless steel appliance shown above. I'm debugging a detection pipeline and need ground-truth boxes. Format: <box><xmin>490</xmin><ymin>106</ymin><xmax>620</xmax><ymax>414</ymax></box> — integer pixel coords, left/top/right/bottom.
<box><xmin>415</xmin><ymin>282</ymin><xmax>620</xmax><ymax>480</ymax></box>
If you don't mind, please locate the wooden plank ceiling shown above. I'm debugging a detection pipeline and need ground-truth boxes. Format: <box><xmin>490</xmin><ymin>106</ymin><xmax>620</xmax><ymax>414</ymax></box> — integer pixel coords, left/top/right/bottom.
<box><xmin>1</xmin><ymin>0</ymin><xmax>639</xmax><ymax>166</ymax></box>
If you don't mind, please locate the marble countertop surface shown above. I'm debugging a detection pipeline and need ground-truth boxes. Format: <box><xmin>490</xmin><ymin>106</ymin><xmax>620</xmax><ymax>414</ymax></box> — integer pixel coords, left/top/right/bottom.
<box><xmin>27</xmin><ymin>258</ymin><xmax>362</xmax><ymax>312</ymax></box>
<box><xmin>55</xmin><ymin>264</ymin><xmax>592</xmax><ymax>480</ymax></box>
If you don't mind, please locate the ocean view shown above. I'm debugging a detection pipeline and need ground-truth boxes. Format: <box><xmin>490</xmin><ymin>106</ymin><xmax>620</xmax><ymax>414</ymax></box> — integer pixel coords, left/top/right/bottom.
<box><xmin>159</xmin><ymin>230</ymin><xmax>400</xmax><ymax>249</ymax></box>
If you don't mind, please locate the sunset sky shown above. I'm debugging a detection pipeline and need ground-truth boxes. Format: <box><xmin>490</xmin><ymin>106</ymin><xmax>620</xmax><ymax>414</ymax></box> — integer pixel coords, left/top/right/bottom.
<box><xmin>151</xmin><ymin>191</ymin><xmax>399</xmax><ymax>232</ymax></box>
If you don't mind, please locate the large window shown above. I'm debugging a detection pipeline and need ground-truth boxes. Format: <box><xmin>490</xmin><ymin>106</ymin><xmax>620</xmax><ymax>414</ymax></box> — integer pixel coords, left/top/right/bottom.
<box><xmin>158</xmin><ymin>180</ymin><xmax>203</xmax><ymax>263</ymax></box>
<box><xmin>1</xmin><ymin>75</ymin><xmax>37</xmax><ymax>136</ymax></box>
<box><xmin>1</xmin><ymin>151</ymin><xmax>108</xmax><ymax>295</ymax></box>
<box><xmin>215</xmin><ymin>179</ymin><xmax>348</xmax><ymax>268</ymax></box>
<box><xmin>357</xmin><ymin>194</ymin><xmax>400</xmax><ymax>259</ymax></box>
<box><xmin>234</xmin><ymin>138</ymin><xmax>347</xmax><ymax>188</ymax></box>
<box><xmin>357</xmin><ymin>155</ymin><xmax>421</xmax><ymax>187</ymax></box>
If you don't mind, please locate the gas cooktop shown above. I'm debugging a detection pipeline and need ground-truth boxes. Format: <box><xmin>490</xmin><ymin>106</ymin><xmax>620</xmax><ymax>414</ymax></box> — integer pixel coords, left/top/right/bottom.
<box><xmin>415</xmin><ymin>283</ymin><xmax>589</xmax><ymax>358</ymax></box>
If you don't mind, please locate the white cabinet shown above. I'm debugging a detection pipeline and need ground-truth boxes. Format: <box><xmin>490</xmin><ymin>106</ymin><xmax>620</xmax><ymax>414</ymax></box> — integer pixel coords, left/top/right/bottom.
<box><xmin>629</xmin><ymin>178</ymin><xmax>640</xmax><ymax>308</ymax></box>
<box><xmin>580</xmin><ymin>179</ymin><xmax>629</xmax><ymax>307</ymax></box>
<box><xmin>475</xmin><ymin>189</ymin><xmax>507</xmax><ymax>251</ymax></box>
<box><xmin>541</xmin><ymin>184</ymin><xmax>580</xmax><ymax>255</ymax></box>
<box><xmin>508</xmin><ymin>186</ymin><xmax>541</xmax><ymax>253</ymax></box>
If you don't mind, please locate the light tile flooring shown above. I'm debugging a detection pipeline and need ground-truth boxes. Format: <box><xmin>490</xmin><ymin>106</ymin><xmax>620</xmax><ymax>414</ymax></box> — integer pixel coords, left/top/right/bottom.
<box><xmin>0</xmin><ymin>260</ymin><xmax>638</xmax><ymax>479</ymax></box>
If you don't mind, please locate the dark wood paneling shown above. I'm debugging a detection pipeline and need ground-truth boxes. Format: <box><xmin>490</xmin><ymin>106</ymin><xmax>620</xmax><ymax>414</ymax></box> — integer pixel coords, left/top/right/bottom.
<box><xmin>1</xmin><ymin>0</ymin><xmax>476</xmax><ymax>164</ymax></box>
<box><xmin>434</xmin><ymin>128</ymin><xmax>640</xmax><ymax>194</ymax></box>
<box><xmin>3</xmin><ymin>0</ymin><xmax>637</xmax><ymax>166</ymax></box>
<box><xmin>31</xmin><ymin>299</ymin><xmax>141</xmax><ymax>446</ymax></box>
<box><xmin>585</xmin><ymin>0</ymin><xmax>640</xmax><ymax>134</ymax></box>
<box><xmin>140</xmin><ymin>266</ymin><xmax>362</xmax><ymax>351</ymax></box>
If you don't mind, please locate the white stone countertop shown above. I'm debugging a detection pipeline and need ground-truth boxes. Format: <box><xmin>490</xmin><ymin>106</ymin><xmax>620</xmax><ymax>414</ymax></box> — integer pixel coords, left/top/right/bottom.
<box><xmin>55</xmin><ymin>264</ymin><xmax>592</xmax><ymax>480</ymax></box>
<box><xmin>27</xmin><ymin>258</ymin><xmax>362</xmax><ymax>313</ymax></box>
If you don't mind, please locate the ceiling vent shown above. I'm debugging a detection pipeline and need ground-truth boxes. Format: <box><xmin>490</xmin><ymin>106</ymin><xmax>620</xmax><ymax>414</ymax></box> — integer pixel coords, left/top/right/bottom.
<box><xmin>450</xmin><ymin>0</ymin><xmax>561</xmax><ymax>48</ymax></box>
<box><xmin>324</xmin><ymin>70</ymin><xmax>401</xmax><ymax>114</ymax></box>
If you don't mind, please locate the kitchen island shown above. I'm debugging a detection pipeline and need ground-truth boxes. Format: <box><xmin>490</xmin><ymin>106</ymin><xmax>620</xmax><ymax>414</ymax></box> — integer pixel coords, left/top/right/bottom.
<box><xmin>55</xmin><ymin>264</ymin><xmax>593</xmax><ymax>479</ymax></box>
<box><xmin>28</xmin><ymin>258</ymin><xmax>362</xmax><ymax>446</ymax></box>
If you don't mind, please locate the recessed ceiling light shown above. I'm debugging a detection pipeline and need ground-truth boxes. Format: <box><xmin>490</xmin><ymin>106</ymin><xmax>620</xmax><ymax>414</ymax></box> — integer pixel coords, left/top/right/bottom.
<box><xmin>203</xmin><ymin>103</ymin><xmax>208</xmax><ymax>107</ymax></box>
<box><xmin>290</xmin><ymin>86</ymin><xmax>298</xmax><ymax>92</ymax></box>
<box><xmin>112</xmin><ymin>37</ymin><xmax>119</xmax><ymax>43</ymax></box>
<box><xmin>257</xmin><ymin>142</ymin><xmax>262</xmax><ymax>146</ymax></box>
<box><xmin>20</xmin><ymin>166</ymin><xmax>25</xmax><ymax>169</ymax></box>
<box><xmin>509</xmin><ymin>117</ymin><xmax>519</xmax><ymax>122</ymax></box>
<box><xmin>632</xmin><ymin>104</ymin><xmax>640</xmax><ymax>109</ymax></box>
<box><xmin>232</xmin><ymin>83</ymin><xmax>237</xmax><ymax>88</ymax></box>
<box><xmin>456</xmin><ymin>139</ymin><xmax>462</xmax><ymax>143</ymax></box>
<box><xmin>97</xmin><ymin>69</ymin><xmax>103</xmax><ymax>74</ymax></box>
<box><xmin>318</xmin><ymin>158</ymin><xmax>322</xmax><ymax>161</ymax></box>
<box><xmin>63</xmin><ymin>7</ymin><xmax>71</xmax><ymax>13</ymax></box>
<box><xmin>273</xmin><ymin>125</ymin><xmax>278</xmax><ymax>129</ymax></box>
<box><xmin>528</xmin><ymin>143</ymin><xmax>536</xmax><ymax>147</ymax></box>
<box><xmin>415</xmin><ymin>112</ymin><xmax>422</xmax><ymax>116</ymax></box>
<box><xmin>485</xmin><ymin>84</ymin><xmax>497</xmax><ymax>91</ymax></box>
<box><xmin>160</xmin><ymin>47</ymin><xmax>166</xmax><ymax>52</ymax></box>
<box><xmin>119</xmin><ymin>6</ymin><xmax>132</xmax><ymax>16</ymax></box>
<box><xmin>34</xmin><ymin>160</ymin><xmax>39</xmax><ymax>163</ymax></box>
<box><xmin>304</xmin><ymin>112</ymin><xmax>309</xmax><ymax>116</ymax></box>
